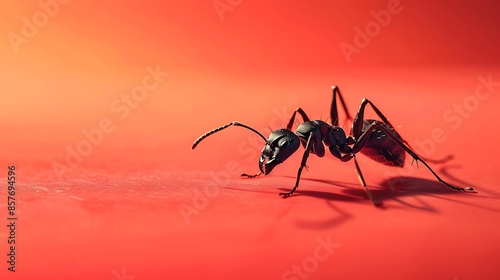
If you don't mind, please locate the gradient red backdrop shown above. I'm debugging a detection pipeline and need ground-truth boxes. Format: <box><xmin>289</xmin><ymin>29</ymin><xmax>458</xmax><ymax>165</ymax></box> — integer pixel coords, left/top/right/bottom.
<box><xmin>0</xmin><ymin>1</ymin><xmax>499</xmax><ymax>279</ymax></box>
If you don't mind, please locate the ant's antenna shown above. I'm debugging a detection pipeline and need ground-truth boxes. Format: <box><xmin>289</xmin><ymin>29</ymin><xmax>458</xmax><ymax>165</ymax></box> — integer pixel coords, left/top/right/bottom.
<box><xmin>192</xmin><ymin>121</ymin><xmax>266</xmax><ymax>149</ymax></box>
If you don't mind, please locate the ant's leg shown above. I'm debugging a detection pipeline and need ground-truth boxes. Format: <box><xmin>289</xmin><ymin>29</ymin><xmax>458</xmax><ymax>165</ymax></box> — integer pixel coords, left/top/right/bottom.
<box><xmin>323</xmin><ymin>126</ymin><xmax>380</xmax><ymax>205</ymax></box>
<box><xmin>280</xmin><ymin>132</ymin><xmax>315</xmax><ymax>198</ymax></box>
<box><xmin>352</xmin><ymin>98</ymin><xmax>400</xmax><ymax>139</ymax></box>
<box><xmin>353</xmin><ymin>156</ymin><xmax>366</xmax><ymax>187</ymax></box>
<box><xmin>326</xmin><ymin>126</ymin><xmax>382</xmax><ymax>205</ymax></box>
<box><xmin>286</xmin><ymin>108</ymin><xmax>310</xmax><ymax>130</ymax></box>
<box><xmin>328</xmin><ymin>142</ymin><xmax>382</xmax><ymax>206</ymax></box>
<box><xmin>353</xmin><ymin>156</ymin><xmax>382</xmax><ymax>207</ymax></box>
<box><xmin>241</xmin><ymin>172</ymin><xmax>262</xmax><ymax>178</ymax></box>
<box><xmin>330</xmin><ymin>85</ymin><xmax>354</xmax><ymax>127</ymax></box>
<box><xmin>353</xmin><ymin>121</ymin><xmax>475</xmax><ymax>192</ymax></box>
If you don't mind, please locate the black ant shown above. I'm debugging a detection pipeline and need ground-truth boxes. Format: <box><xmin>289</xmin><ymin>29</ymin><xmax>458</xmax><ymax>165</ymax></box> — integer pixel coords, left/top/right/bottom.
<box><xmin>192</xmin><ymin>86</ymin><xmax>475</xmax><ymax>207</ymax></box>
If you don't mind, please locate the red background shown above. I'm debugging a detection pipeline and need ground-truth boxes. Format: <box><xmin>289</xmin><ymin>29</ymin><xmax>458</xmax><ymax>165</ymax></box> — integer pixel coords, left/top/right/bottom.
<box><xmin>0</xmin><ymin>0</ymin><xmax>499</xmax><ymax>279</ymax></box>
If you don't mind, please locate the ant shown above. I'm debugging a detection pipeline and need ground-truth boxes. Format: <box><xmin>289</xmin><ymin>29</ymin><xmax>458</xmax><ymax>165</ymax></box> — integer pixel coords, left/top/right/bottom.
<box><xmin>192</xmin><ymin>85</ymin><xmax>475</xmax><ymax>206</ymax></box>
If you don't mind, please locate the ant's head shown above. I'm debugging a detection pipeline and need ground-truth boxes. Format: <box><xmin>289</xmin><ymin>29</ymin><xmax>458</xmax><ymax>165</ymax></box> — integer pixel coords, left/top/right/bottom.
<box><xmin>259</xmin><ymin>129</ymin><xmax>300</xmax><ymax>175</ymax></box>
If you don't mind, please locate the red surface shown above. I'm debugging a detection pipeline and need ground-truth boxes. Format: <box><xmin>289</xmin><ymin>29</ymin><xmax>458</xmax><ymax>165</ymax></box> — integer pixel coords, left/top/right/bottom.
<box><xmin>1</xmin><ymin>1</ymin><xmax>500</xmax><ymax>280</ymax></box>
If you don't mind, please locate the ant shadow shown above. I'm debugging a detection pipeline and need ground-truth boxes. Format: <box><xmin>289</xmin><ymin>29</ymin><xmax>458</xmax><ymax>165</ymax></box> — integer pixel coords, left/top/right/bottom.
<box><xmin>286</xmin><ymin>175</ymin><xmax>498</xmax><ymax>212</ymax></box>
<box><xmin>276</xmin><ymin>154</ymin><xmax>463</xmax><ymax>209</ymax></box>
<box><xmin>276</xmin><ymin>169</ymin><xmax>500</xmax><ymax>230</ymax></box>
<box><xmin>282</xmin><ymin>175</ymin><xmax>444</xmax><ymax>207</ymax></box>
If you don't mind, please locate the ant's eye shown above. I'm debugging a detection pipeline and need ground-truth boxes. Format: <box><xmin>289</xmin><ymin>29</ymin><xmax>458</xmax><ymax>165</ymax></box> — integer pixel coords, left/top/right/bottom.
<box><xmin>280</xmin><ymin>139</ymin><xmax>291</xmax><ymax>147</ymax></box>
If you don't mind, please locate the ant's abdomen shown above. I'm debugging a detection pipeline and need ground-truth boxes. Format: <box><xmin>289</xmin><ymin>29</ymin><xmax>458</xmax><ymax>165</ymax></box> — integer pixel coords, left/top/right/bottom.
<box><xmin>359</xmin><ymin>119</ymin><xmax>406</xmax><ymax>167</ymax></box>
